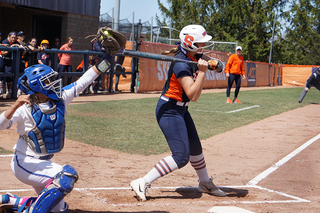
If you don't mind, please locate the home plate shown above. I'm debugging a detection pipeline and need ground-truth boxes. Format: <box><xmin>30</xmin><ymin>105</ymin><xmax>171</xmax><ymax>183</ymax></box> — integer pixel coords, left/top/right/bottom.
<box><xmin>208</xmin><ymin>206</ymin><xmax>255</xmax><ymax>213</ymax></box>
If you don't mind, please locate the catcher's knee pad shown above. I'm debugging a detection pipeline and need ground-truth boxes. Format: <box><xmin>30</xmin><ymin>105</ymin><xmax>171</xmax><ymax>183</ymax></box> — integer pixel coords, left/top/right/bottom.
<box><xmin>25</xmin><ymin>165</ymin><xmax>78</xmax><ymax>213</ymax></box>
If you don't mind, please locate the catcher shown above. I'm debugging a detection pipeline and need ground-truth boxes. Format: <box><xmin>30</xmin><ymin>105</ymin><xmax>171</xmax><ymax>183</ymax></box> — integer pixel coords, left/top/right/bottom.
<box><xmin>0</xmin><ymin>28</ymin><xmax>125</xmax><ymax>213</ymax></box>
<box><xmin>130</xmin><ymin>24</ymin><xmax>226</xmax><ymax>202</ymax></box>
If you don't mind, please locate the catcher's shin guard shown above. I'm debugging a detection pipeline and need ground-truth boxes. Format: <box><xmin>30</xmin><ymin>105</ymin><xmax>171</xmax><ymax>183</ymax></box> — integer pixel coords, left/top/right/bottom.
<box><xmin>24</xmin><ymin>165</ymin><xmax>78</xmax><ymax>213</ymax></box>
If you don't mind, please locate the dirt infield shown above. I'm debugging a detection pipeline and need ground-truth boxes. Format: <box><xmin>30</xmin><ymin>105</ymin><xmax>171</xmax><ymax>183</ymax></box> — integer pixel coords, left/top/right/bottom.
<box><xmin>1</xmin><ymin>87</ymin><xmax>320</xmax><ymax>213</ymax></box>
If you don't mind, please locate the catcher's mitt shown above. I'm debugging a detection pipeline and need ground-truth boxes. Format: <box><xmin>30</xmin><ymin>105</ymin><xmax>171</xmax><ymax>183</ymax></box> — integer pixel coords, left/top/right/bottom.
<box><xmin>208</xmin><ymin>59</ymin><xmax>224</xmax><ymax>73</ymax></box>
<box><xmin>86</xmin><ymin>27</ymin><xmax>126</xmax><ymax>56</ymax></box>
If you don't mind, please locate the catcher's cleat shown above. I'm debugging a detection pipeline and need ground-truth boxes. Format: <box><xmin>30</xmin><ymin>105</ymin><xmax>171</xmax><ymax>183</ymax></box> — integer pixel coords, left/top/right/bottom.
<box><xmin>226</xmin><ymin>98</ymin><xmax>232</xmax><ymax>103</ymax></box>
<box><xmin>130</xmin><ymin>178</ymin><xmax>150</xmax><ymax>201</ymax></box>
<box><xmin>198</xmin><ymin>178</ymin><xmax>226</xmax><ymax>197</ymax></box>
<box><xmin>0</xmin><ymin>193</ymin><xmax>35</xmax><ymax>213</ymax></box>
<box><xmin>233</xmin><ymin>98</ymin><xmax>242</xmax><ymax>104</ymax></box>
<box><xmin>0</xmin><ymin>194</ymin><xmax>10</xmax><ymax>205</ymax></box>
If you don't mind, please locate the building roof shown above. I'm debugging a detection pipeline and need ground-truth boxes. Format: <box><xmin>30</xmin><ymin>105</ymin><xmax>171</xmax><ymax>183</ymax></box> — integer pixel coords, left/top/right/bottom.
<box><xmin>0</xmin><ymin>0</ymin><xmax>100</xmax><ymax>17</ymax></box>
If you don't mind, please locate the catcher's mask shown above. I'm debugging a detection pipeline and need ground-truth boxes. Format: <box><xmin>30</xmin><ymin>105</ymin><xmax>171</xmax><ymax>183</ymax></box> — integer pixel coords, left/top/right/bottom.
<box><xmin>179</xmin><ymin>25</ymin><xmax>213</xmax><ymax>53</ymax></box>
<box><xmin>18</xmin><ymin>64</ymin><xmax>62</xmax><ymax>100</ymax></box>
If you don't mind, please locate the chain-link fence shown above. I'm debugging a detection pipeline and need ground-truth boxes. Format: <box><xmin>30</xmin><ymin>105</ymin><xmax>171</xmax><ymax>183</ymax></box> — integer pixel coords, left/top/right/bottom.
<box><xmin>100</xmin><ymin>13</ymin><xmax>237</xmax><ymax>52</ymax></box>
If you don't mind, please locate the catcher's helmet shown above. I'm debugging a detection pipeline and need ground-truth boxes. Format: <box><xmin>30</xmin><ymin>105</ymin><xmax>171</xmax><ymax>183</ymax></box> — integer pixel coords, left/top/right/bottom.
<box><xmin>179</xmin><ymin>25</ymin><xmax>212</xmax><ymax>53</ymax></box>
<box><xmin>18</xmin><ymin>64</ymin><xmax>62</xmax><ymax>100</ymax></box>
<box><xmin>40</xmin><ymin>39</ymin><xmax>50</xmax><ymax>47</ymax></box>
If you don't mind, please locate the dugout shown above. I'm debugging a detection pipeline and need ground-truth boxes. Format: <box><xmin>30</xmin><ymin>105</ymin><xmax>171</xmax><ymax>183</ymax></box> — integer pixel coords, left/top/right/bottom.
<box><xmin>0</xmin><ymin>0</ymin><xmax>100</xmax><ymax>70</ymax></box>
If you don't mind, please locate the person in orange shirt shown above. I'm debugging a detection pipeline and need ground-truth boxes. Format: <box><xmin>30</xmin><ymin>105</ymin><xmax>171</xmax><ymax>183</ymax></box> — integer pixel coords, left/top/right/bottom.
<box><xmin>225</xmin><ymin>46</ymin><xmax>246</xmax><ymax>103</ymax></box>
<box><xmin>58</xmin><ymin>37</ymin><xmax>74</xmax><ymax>85</ymax></box>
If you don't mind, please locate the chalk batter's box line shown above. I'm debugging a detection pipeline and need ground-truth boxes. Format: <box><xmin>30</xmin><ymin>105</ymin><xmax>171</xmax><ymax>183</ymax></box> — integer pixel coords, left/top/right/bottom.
<box><xmin>0</xmin><ymin>185</ymin><xmax>310</xmax><ymax>205</ymax></box>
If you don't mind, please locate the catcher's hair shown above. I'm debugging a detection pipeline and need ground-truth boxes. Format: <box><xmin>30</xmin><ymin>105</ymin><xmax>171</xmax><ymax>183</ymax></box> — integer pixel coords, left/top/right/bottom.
<box><xmin>161</xmin><ymin>45</ymin><xmax>181</xmax><ymax>55</ymax></box>
<box><xmin>30</xmin><ymin>93</ymin><xmax>41</xmax><ymax>105</ymax></box>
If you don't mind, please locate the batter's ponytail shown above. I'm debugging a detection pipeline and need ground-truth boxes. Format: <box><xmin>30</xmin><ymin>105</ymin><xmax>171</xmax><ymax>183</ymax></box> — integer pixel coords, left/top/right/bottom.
<box><xmin>161</xmin><ymin>45</ymin><xmax>180</xmax><ymax>55</ymax></box>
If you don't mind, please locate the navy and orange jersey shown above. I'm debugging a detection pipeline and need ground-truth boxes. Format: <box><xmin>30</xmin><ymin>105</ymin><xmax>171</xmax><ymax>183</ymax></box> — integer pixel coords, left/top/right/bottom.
<box><xmin>92</xmin><ymin>40</ymin><xmax>106</xmax><ymax>57</ymax></box>
<box><xmin>2</xmin><ymin>39</ymin><xmax>19</xmax><ymax>57</ymax></box>
<box><xmin>161</xmin><ymin>49</ymin><xmax>202</xmax><ymax>102</ymax></box>
<box><xmin>306</xmin><ymin>72</ymin><xmax>320</xmax><ymax>89</ymax></box>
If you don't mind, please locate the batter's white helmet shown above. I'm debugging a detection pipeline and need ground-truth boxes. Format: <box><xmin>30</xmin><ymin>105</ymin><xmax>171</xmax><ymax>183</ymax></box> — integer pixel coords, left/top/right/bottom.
<box><xmin>179</xmin><ymin>25</ymin><xmax>212</xmax><ymax>52</ymax></box>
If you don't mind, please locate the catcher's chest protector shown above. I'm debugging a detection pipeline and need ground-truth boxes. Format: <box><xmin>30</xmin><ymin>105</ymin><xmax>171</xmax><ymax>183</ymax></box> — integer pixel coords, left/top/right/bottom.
<box><xmin>26</xmin><ymin>100</ymin><xmax>65</xmax><ymax>154</ymax></box>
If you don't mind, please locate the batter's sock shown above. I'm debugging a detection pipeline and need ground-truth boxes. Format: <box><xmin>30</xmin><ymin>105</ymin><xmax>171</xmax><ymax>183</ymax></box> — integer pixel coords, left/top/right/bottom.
<box><xmin>190</xmin><ymin>153</ymin><xmax>210</xmax><ymax>182</ymax></box>
<box><xmin>144</xmin><ymin>156</ymin><xmax>178</xmax><ymax>184</ymax></box>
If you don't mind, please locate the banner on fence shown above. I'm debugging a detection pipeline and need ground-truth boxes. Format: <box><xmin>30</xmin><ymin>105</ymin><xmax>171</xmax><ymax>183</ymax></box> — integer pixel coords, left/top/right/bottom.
<box><xmin>119</xmin><ymin>42</ymin><xmax>275</xmax><ymax>92</ymax></box>
<box><xmin>282</xmin><ymin>65</ymin><xmax>315</xmax><ymax>86</ymax></box>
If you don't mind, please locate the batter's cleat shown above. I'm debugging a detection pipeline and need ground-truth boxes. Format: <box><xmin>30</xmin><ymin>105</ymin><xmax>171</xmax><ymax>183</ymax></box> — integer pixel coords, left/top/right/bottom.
<box><xmin>226</xmin><ymin>98</ymin><xmax>232</xmax><ymax>103</ymax></box>
<box><xmin>198</xmin><ymin>178</ymin><xmax>226</xmax><ymax>197</ymax></box>
<box><xmin>298</xmin><ymin>100</ymin><xmax>302</xmax><ymax>103</ymax></box>
<box><xmin>233</xmin><ymin>98</ymin><xmax>242</xmax><ymax>103</ymax></box>
<box><xmin>130</xmin><ymin>178</ymin><xmax>150</xmax><ymax>201</ymax></box>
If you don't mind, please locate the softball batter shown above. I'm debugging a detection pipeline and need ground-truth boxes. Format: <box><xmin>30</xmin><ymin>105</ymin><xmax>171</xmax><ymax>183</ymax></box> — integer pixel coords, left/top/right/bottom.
<box><xmin>0</xmin><ymin>57</ymin><xmax>112</xmax><ymax>212</ymax></box>
<box><xmin>130</xmin><ymin>24</ymin><xmax>226</xmax><ymax>201</ymax></box>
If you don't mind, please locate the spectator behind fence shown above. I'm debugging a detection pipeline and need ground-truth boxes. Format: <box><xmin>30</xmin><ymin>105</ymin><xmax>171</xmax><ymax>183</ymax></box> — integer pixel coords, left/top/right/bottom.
<box><xmin>16</xmin><ymin>31</ymin><xmax>26</xmax><ymax>47</ymax></box>
<box><xmin>37</xmin><ymin>40</ymin><xmax>51</xmax><ymax>67</ymax></box>
<box><xmin>58</xmin><ymin>37</ymin><xmax>74</xmax><ymax>85</ymax></box>
<box><xmin>0</xmin><ymin>32</ymin><xmax>20</xmax><ymax>99</ymax></box>
<box><xmin>0</xmin><ymin>32</ymin><xmax>7</xmax><ymax>45</ymax></box>
<box><xmin>22</xmin><ymin>38</ymin><xmax>43</xmax><ymax>68</ymax></box>
<box><xmin>16</xmin><ymin>31</ymin><xmax>27</xmax><ymax>75</ymax></box>
<box><xmin>76</xmin><ymin>54</ymin><xmax>96</xmax><ymax>94</ymax></box>
<box><xmin>51</xmin><ymin>37</ymin><xmax>61</xmax><ymax>49</ymax></box>
<box><xmin>51</xmin><ymin>37</ymin><xmax>61</xmax><ymax>70</ymax></box>
<box><xmin>91</xmin><ymin>38</ymin><xmax>107</xmax><ymax>93</ymax></box>
<box><xmin>114</xmin><ymin>48</ymin><xmax>126</xmax><ymax>92</ymax></box>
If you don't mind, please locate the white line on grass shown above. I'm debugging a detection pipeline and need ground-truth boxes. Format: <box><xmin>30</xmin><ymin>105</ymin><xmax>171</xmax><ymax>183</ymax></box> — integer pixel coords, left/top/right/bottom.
<box><xmin>247</xmin><ymin>133</ymin><xmax>320</xmax><ymax>186</ymax></box>
<box><xmin>196</xmin><ymin>105</ymin><xmax>260</xmax><ymax>113</ymax></box>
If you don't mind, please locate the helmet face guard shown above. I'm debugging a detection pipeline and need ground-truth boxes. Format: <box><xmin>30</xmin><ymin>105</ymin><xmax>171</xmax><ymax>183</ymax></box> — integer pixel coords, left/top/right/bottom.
<box><xmin>38</xmin><ymin>71</ymin><xmax>62</xmax><ymax>99</ymax></box>
<box><xmin>18</xmin><ymin>64</ymin><xmax>62</xmax><ymax>100</ymax></box>
<box><xmin>179</xmin><ymin>25</ymin><xmax>212</xmax><ymax>53</ymax></box>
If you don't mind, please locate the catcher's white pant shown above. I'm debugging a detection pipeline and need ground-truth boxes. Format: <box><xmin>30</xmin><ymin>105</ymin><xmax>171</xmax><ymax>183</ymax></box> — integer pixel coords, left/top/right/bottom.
<box><xmin>11</xmin><ymin>151</ymin><xmax>65</xmax><ymax>211</ymax></box>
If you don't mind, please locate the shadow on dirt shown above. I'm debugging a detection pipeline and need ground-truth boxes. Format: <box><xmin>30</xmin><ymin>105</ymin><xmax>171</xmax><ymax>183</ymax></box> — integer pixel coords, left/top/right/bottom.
<box><xmin>144</xmin><ymin>186</ymin><xmax>248</xmax><ymax>200</ymax></box>
<box><xmin>220</xmin><ymin>187</ymin><xmax>249</xmax><ymax>197</ymax></box>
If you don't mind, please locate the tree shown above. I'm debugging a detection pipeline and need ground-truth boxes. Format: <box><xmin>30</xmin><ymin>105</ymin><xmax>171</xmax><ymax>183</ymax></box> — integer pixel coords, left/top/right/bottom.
<box><xmin>157</xmin><ymin>0</ymin><xmax>288</xmax><ymax>63</ymax></box>
<box><xmin>280</xmin><ymin>0</ymin><xmax>320</xmax><ymax>65</ymax></box>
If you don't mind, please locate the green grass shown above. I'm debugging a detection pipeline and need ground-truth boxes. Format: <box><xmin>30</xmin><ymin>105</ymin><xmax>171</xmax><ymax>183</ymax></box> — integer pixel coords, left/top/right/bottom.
<box><xmin>0</xmin><ymin>147</ymin><xmax>13</xmax><ymax>154</ymax></box>
<box><xmin>64</xmin><ymin>87</ymin><xmax>319</xmax><ymax>155</ymax></box>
